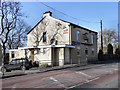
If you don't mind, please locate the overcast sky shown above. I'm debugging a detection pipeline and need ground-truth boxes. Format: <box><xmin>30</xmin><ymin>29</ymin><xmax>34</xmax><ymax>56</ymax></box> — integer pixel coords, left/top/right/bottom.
<box><xmin>21</xmin><ymin>2</ymin><xmax>118</xmax><ymax>33</ymax></box>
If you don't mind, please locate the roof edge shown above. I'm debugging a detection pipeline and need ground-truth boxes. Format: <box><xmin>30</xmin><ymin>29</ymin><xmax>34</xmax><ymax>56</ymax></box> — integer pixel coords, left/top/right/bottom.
<box><xmin>27</xmin><ymin>15</ymin><xmax>97</xmax><ymax>35</ymax></box>
<box><xmin>52</xmin><ymin>16</ymin><xmax>97</xmax><ymax>34</ymax></box>
<box><xmin>70</xmin><ymin>23</ymin><xmax>98</xmax><ymax>34</ymax></box>
<box><xmin>27</xmin><ymin>17</ymin><xmax>46</xmax><ymax>34</ymax></box>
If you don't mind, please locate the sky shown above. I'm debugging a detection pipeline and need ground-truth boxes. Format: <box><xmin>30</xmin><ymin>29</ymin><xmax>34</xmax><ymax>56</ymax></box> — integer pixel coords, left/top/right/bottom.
<box><xmin>21</xmin><ymin>2</ymin><xmax>118</xmax><ymax>33</ymax></box>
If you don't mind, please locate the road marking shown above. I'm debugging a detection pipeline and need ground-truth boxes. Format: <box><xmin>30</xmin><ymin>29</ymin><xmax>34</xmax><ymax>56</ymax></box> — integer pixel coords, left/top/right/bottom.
<box><xmin>50</xmin><ymin>77</ymin><xmax>58</xmax><ymax>82</ymax></box>
<box><xmin>12</xmin><ymin>84</ymin><xmax>16</xmax><ymax>90</ymax></box>
<box><xmin>114</xmin><ymin>69</ymin><xmax>118</xmax><ymax>71</ymax></box>
<box><xmin>65</xmin><ymin>77</ymin><xmax>100</xmax><ymax>90</ymax></box>
<box><xmin>101</xmin><ymin>69</ymin><xmax>118</xmax><ymax>74</ymax></box>
<box><xmin>105</xmin><ymin>70</ymin><xmax>113</xmax><ymax>74</ymax></box>
<box><xmin>49</xmin><ymin>77</ymin><xmax>65</xmax><ymax>87</ymax></box>
<box><xmin>76</xmin><ymin>71</ymin><xmax>92</xmax><ymax>77</ymax></box>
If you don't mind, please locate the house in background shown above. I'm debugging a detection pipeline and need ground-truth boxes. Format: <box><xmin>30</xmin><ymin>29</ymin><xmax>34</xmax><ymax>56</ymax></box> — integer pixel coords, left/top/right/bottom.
<box><xmin>9</xmin><ymin>11</ymin><xmax>97</xmax><ymax>66</ymax></box>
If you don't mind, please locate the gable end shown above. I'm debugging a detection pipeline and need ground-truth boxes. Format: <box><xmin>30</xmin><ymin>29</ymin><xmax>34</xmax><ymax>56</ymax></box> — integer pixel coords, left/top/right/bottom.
<box><xmin>27</xmin><ymin>17</ymin><xmax>46</xmax><ymax>34</ymax></box>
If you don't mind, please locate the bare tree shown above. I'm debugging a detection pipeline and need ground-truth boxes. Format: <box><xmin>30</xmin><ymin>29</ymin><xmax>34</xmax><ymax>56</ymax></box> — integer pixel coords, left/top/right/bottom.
<box><xmin>98</xmin><ymin>29</ymin><xmax>118</xmax><ymax>53</ymax></box>
<box><xmin>32</xmin><ymin>27</ymin><xmax>43</xmax><ymax>46</ymax></box>
<box><xmin>0</xmin><ymin>1</ymin><xmax>22</xmax><ymax>65</ymax></box>
<box><xmin>32</xmin><ymin>20</ymin><xmax>48</xmax><ymax>46</ymax></box>
<box><xmin>7</xmin><ymin>19</ymin><xmax>30</xmax><ymax>49</ymax></box>
<box><xmin>31</xmin><ymin>19</ymin><xmax>66</xmax><ymax>46</ymax></box>
<box><xmin>48</xmin><ymin>21</ymin><xmax>64</xmax><ymax>45</ymax></box>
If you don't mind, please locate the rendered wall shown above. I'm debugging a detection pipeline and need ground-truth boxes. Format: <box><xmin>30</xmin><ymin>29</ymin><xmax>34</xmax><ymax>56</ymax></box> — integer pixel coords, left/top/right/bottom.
<box><xmin>34</xmin><ymin>48</ymin><xmax>52</xmax><ymax>65</ymax></box>
<box><xmin>9</xmin><ymin>49</ymin><xmax>25</xmax><ymax>62</ymax></box>
<box><xmin>27</xmin><ymin>16</ymin><xmax>70</xmax><ymax>47</ymax></box>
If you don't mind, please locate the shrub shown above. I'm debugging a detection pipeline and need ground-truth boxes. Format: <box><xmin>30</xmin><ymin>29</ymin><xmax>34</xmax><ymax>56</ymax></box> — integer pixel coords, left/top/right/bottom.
<box><xmin>115</xmin><ymin>48</ymin><xmax>120</xmax><ymax>55</ymax></box>
<box><xmin>40</xmin><ymin>63</ymin><xmax>48</xmax><ymax>68</ymax></box>
<box><xmin>107</xmin><ymin>43</ymin><xmax>113</xmax><ymax>55</ymax></box>
<box><xmin>33</xmin><ymin>61</ymin><xmax>39</xmax><ymax>67</ymax></box>
<box><xmin>98</xmin><ymin>49</ymin><xmax>103</xmax><ymax>61</ymax></box>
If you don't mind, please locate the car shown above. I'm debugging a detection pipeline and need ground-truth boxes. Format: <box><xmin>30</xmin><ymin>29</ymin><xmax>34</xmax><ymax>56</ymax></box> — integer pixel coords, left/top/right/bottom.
<box><xmin>1</xmin><ymin>58</ymin><xmax>30</xmax><ymax>73</ymax></box>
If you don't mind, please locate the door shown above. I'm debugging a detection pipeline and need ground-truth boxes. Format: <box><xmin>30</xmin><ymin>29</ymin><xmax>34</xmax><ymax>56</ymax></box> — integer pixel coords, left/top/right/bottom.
<box><xmin>78</xmin><ymin>57</ymin><xmax>80</xmax><ymax>64</ymax></box>
<box><xmin>53</xmin><ymin>48</ymin><xmax>59</xmax><ymax>66</ymax></box>
<box><xmin>29</xmin><ymin>49</ymin><xmax>34</xmax><ymax>65</ymax></box>
<box><xmin>65</xmin><ymin>48</ymin><xmax>70</xmax><ymax>64</ymax></box>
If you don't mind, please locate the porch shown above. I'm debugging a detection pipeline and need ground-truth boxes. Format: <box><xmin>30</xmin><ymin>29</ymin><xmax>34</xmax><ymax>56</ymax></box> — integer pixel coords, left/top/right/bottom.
<box><xmin>17</xmin><ymin>45</ymin><xmax>75</xmax><ymax>66</ymax></box>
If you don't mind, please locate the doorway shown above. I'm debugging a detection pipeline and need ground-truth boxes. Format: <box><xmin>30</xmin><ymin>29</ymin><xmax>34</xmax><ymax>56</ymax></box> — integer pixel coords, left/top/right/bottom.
<box><xmin>65</xmin><ymin>48</ymin><xmax>70</xmax><ymax>64</ymax></box>
<box><xmin>53</xmin><ymin>48</ymin><xmax>59</xmax><ymax>66</ymax></box>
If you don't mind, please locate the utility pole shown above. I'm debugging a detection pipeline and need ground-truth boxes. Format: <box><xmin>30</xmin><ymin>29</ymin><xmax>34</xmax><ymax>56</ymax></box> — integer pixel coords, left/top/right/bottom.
<box><xmin>100</xmin><ymin>20</ymin><xmax>103</xmax><ymax>51</ymax></box>
<box><xmin>118</xmin><ymin>24</ymin><xmax>120</xmax><ymax>52</ymax></box>
<box><xmin>118</xmin><ymin>1</ymin><xmax>120</xmax><ymax>52</ymax></box>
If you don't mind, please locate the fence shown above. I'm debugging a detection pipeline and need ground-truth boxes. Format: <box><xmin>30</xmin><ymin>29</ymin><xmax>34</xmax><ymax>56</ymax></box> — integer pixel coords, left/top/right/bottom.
<box><xmin>103</xmin><ymin>54</ymin><xmax>120</xmax><ymax>60</ymax></box>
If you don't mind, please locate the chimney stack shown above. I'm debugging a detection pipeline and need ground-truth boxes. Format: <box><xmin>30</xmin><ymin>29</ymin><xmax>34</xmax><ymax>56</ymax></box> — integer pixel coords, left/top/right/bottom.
<box><xmin>43</xmin><ymin>11</ymin><xmax>52</xmax><ymax>17</ymax></box>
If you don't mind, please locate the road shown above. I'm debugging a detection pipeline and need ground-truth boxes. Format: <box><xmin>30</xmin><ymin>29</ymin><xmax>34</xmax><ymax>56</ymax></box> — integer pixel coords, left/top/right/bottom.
<box><xmin>2</xmin><ymin>62</ymin><xmax>119</xmax><ymax>89</ymax></box>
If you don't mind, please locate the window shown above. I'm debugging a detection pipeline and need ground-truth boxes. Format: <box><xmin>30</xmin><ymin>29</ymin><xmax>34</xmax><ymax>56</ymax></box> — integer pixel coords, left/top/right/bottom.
<box><xmin>37</xmin><ymin>48</ymin><xmax>40</xmax><ymax>54</ymax></box>
<box><xmin>91</xmin><ymin>35</ymin><xmax>94</xmax><ymax>44</ymax></box>
<box><xmin>43</xmin><ymin>32</ymin><xmax>47</xmax><ymax>42</ymax></box>
<box><xmin>85</xmin><ymin>48</ymin><xmax>88</xmax><ymax>55</ymax></box>
<box><xmin>22</xmin><ymin>59</ymin><xmax>26</xmax><ymax>63</ymax></box>
<box><xmin>11</xmin><ymin>51</ymin><xmax>14</xmax><ymax>58</ymax></box>
<box><xmin>20</xmin><ymin>60</ymin><xmax>23</xmax><ymax>63</ymax></box>
<box><xmin>43</xmin><ymin>48</ymin><xmax>47</xmax><ymax>54</ymax></box>
<box><xmin>83</xmin><ymin>33</ymin><xmax>89</xmax><ymax>43</ymax></box>
<box><xmin>57</xmin><ymin>23</ymin><xmax>61</xmax><ymax>26</ymax></box>
<box><xmin>10</xmin><ymin>60</ymin><xmax>16</xmax><ymax>64</ymax></box>
<box><xmin>77</xmin><ymin>31</ymin><xmax>80</xmax><ymax>41</ymax></box>
<box><xmin>25</xmin><ymin>50</ymin><xmax>28</xmax><ymax>57</ymax></box>
<box><xmin>77</xmin><ymin>46</ymin><xmax>80</xmax><ymax>50</ymax></box>
<box><xmin>83</xmin><ymin>33</ymin><xmax>89</xmax><ymax>39</ymax></box>
<box><xmin>16</xmin><ymin>60</ymin><xmax>20</xmax><ymax>64</ymax></box>
<box><xmin>19</xmin><ymin>59</ymin><xmax>26</xmax><ymax>63</ymax></box>
<box><xmin>85</xmin><ymin>39</ymin><xmax>88</xmax><ymax>43</ymax></box>
<box><xmin>77</xmin><ymin>51</ymin><xmax>80</xmax><ymax>56</ymax></box>
<box><xmin>92</xmin><ymin>50</ymin><xmax>94</xmax><ymax>55</ymax></box>
<box><xmin>92</xmin><ymin>48</ymin><xmax>94</xmax><ymax>55</ymax></box>
<box><xmin>50</xmin><ymin>38</ymin><xmax>55</xmax><ymax>44</ymax></box>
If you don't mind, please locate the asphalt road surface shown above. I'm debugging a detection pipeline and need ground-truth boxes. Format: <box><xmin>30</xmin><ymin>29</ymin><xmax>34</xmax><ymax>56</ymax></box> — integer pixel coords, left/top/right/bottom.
<box><xmin>2</xmin><ymin>62</ymin><xmax>119</xmax><ymax>89</ymax></box>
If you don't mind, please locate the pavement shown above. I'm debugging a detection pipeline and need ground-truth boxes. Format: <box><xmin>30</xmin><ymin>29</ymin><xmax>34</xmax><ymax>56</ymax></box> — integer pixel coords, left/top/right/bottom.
<box><xmin>2</xmin><ymin>61</ymin><xmax>119</xmax><ymax>88</ymax></box>
<box><xmin>1</xmin><ymin>59</ymin><xmax>119</xmax><ymax>79</ymax></box>
<box><xmin>1</xmin><ymin>64</ymin><xmax>91</xmax><ymax>79</ymax></box>
<box><xmin>0</xmin><ymin>63</ymin><xmax>105</xmax><ymax>79</ymax></box>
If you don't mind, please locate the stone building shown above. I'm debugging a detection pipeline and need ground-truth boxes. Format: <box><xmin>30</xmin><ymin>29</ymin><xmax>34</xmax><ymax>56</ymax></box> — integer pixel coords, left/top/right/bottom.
<box><xmin>9</xmin><ymin>11</ymin><xmax>98</xmax><ymax>66</ymax></box>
